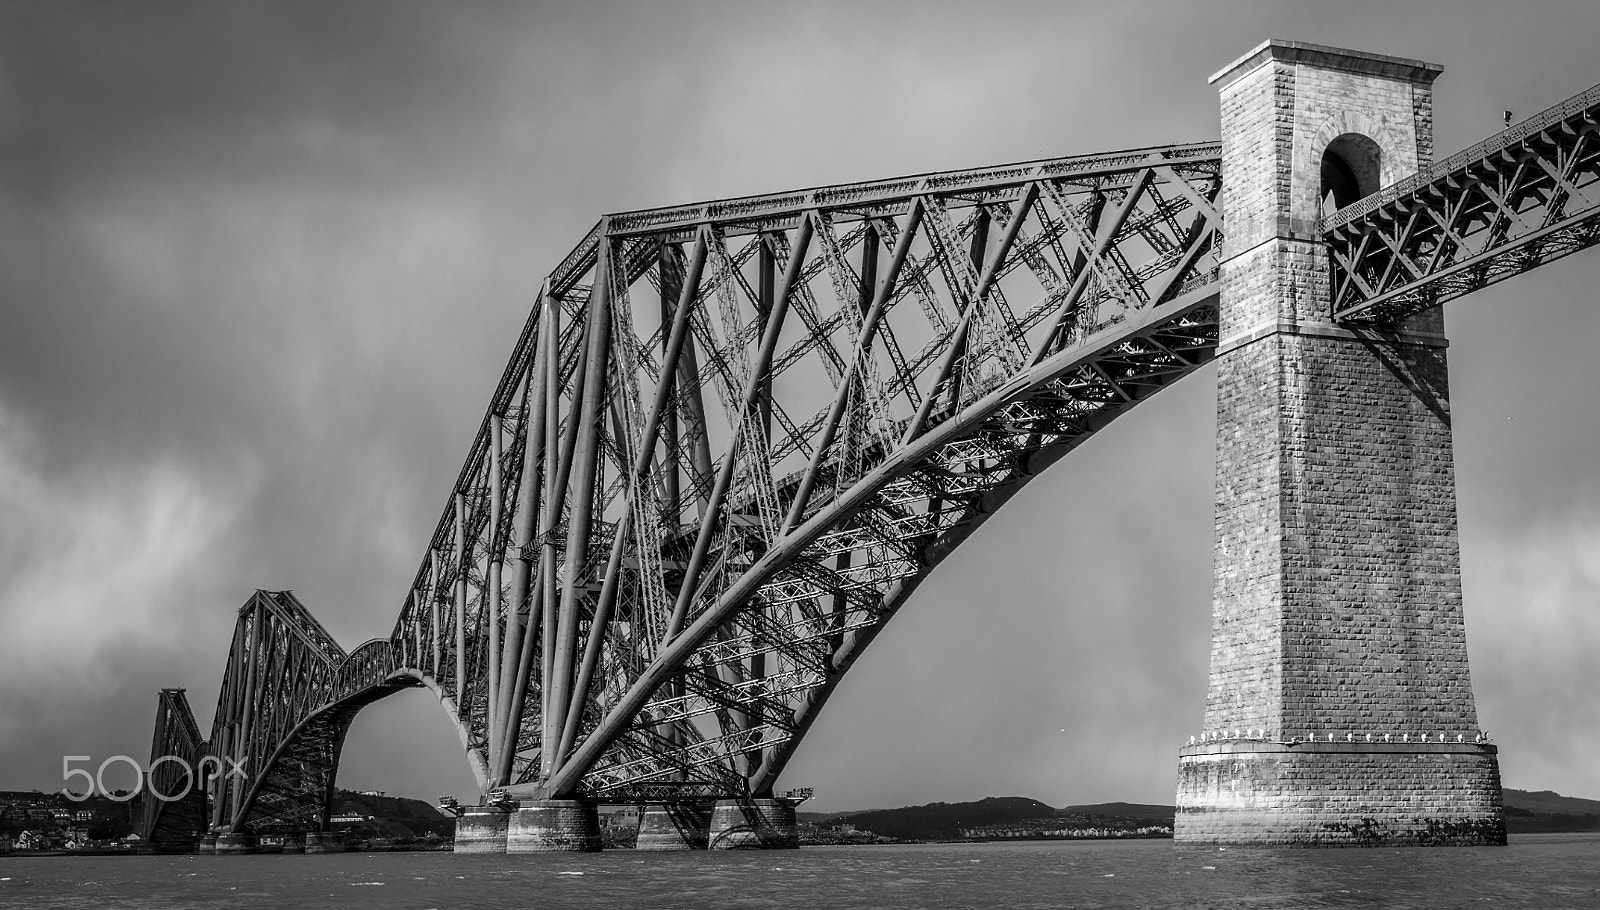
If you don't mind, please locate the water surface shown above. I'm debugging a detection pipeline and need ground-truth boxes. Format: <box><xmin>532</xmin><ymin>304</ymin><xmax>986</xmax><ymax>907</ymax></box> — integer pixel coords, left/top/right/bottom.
<box><xmin>2</xmin><ymin>833</ymin><xmax>1596</xmax><ymax>909</ymax></box>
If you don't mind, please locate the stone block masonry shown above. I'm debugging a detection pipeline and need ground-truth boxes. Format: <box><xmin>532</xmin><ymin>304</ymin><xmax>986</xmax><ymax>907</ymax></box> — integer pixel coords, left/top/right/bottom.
<box><xmin>708</xmin><ymin>798</ymin><xmax>799</xmax><ymax>850</ymax></box>
<box><xmin>1178</xmin><ymin>743</ymin><xmax>1503</xmax><ymax>845</ymax></box>
<box><xmin>636</xmin><ymin>803</ymin><xmax>714</xmax><ymax>850</ymax></box>
<box><xmin>453</xmin><ymin>804</ymin><xmax>511</xmax><ymax>853</ymax></box>
<box><xmin>1177</xmin><ymin>40</ymin><xmax>1504</xmax><ymax>845</ymax></box>
<box><xmin>506</xmin><ymin>799</ymin><xmax>602</xmax><ymax>852</ymax></box>
<box><xmin>1206</xmin><ymin>326</ymin><xmax>1475</xmax><ymax>740</ymax></box>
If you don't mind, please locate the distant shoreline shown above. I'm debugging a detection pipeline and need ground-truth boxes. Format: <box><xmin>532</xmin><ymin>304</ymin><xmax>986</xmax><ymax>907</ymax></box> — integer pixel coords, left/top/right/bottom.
<box><xmin>10</xmin><ymin>831</ymin><xmax>1600</xmax><ymax>858</ymax></box>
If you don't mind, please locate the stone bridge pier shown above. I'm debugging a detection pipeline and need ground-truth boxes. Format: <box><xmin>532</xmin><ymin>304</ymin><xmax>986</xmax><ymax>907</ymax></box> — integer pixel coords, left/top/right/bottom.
<box><xmin>1174</xmin><ymin>41</ymin><xmax>1505</xmax><ymax>846</ymax></box>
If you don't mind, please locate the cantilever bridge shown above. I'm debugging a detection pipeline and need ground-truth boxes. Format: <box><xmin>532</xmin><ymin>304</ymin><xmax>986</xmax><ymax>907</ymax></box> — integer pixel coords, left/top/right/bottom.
<box><xmin>144</xmin><ymin>40</ymin><xmax>1600</xmax><ymax>850</ymax></box>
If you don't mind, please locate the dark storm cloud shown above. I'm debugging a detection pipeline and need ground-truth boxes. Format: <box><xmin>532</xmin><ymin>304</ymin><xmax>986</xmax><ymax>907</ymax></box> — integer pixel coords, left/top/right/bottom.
<box><xmin>0</xmin><ymin>0</ymin><xmax>545</xmax><ymax>789</ymax></box>
<box><xmin>1</xmin><ymin>2</ymin><xmax>507</xmax><ymax>458</ymax></box>
<box><xmin>2</xmin><ymin>0</ymin><xmax>1598</xmax><ymax>810</ymax></box>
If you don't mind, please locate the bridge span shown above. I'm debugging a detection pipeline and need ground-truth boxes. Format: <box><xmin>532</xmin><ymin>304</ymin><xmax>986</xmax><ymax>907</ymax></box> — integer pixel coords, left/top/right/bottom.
<box><xmin>142</xmin><ymin>39</ymin><xmax>1600</xmax><ymax>851</ymax></box>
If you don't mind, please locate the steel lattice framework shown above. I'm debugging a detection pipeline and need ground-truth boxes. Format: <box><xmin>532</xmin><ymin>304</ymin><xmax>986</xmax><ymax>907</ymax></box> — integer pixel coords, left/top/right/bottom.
<box><xmin>202</xmin><ymin>592</ymin><xmax>410</xmax><ymax>833</ymax></box>
<box><xmin>147</xmin><ymin>75</ymin><xmax>1600</xmax><ymax>837</ymax></box>
<box><xmin>406</xmin><ymin>140</ymin><xmax>1227</xmax><ymax>804</ymax></box>
<box><xmin>1328</xmin><ymin>82</ymin><xmax>1600</xmax><ymax>322</ymax></box>
<box><xmin>140</xmin><ymin>689</ymin><xmax>209</xmax><ymax>844</ymax></box>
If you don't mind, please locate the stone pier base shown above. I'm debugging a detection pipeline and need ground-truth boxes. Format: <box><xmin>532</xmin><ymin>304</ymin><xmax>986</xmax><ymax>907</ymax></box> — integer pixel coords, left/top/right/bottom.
<box><xmin>303</xmin><ymin>832</ymin><xmax>346</xmax><ymax>854</ymax></box>
<box><xmin>636</xmin><ymin>803</ymin><xmax>713</xmax><ymax>851</ymax></box>
<box><xmin>278</xmin><ymin>834</ymin><xmax>305</xmax><ymax>854</ymax></box>
<box><xmin>506</xmin><ymin>800</ymin><xmax>601</xmax><ymax>852</ymax></box>
<box><xmin>198</xmin><ymin>834</ymin><xmax>218</xmax><ymax>854</ymax></box>
<box><xmin>708</xmin><ymin>798</ymin><xmax>799</xmax><ymax>850</ymax></box>
<box><xmin>1175</xmin><ymin>742</ymin><xmax>1506</xmax><ymax>846</ymax></box>
<box><xmin>214</xmin><ymin>833</ymin><xmax>258</xmax><ymax>854</ymax></box>
<box><xmin>453</xmin><ymin>805</ymin><xmax>512</xmax><ymax>854</ymax></box>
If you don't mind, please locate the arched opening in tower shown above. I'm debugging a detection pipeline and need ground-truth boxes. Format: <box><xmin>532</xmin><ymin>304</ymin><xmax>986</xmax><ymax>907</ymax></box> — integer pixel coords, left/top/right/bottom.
<box><xmin>1320</xmin><ymin>133</ymin><xmax>1384</xmax><ymax>213</ymax></box>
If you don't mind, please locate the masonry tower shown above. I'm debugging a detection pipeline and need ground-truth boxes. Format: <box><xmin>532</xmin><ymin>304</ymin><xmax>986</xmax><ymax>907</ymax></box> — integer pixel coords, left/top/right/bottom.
<box><xmin>1174</xmin><ymin>41</ymin><xmax>1506</xmax><ymax>845</ymax></box>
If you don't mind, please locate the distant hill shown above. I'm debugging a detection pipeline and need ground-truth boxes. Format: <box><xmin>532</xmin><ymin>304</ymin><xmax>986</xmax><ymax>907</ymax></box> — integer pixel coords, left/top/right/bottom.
<box><xmin>1502</xmin><ymin>789</ymin><xmax>1600</xmax><ymax>834</ymax></box>
<box><xmin>332</xmin><ymin>790</ymin><xmax>455</xmax><ymax>839</ymax></box>
<box><xmin>1060</xmin><ymin>802</ymin><xmax>1175</xmax><ymax>823</ymax></box>
<box><xmin>798</xmin><ymin>809</ymin><xmax>876</xmax><ymax>824</ymax></box>
<box><xmin>1503</xmin><ymin>789</ymin><xmax>1600</xmax><ymax>816</ymax></box>
<box><xmin>329</xmin><ymin>787</ymin><xmax>1599</xmax><ymax>843</ymax></box>
<box><xmin>837</xmin><ymin>797</ymin><xmax>1058</xmax><ymax>840</ymax></box>
<box><xmin>818</xmin><ymin>791</ymin><xmax>1600</xmax><ymax>840</ymax></box>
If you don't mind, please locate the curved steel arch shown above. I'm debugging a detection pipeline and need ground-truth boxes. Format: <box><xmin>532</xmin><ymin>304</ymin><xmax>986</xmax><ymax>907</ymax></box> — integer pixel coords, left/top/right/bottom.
<box><xmin>203</xmin><ymin>602</ymin><xmax>488</xmax><ymax>832</ymax></box>
<box><xmin>230</xmin><ymin>671</ymin><xmax>413</xmax><ymax>833</ymax></box>
<box><xmin>231</xmin><ymin>676</ymin><xmax>480</xmax><ymax>833</ymax></box>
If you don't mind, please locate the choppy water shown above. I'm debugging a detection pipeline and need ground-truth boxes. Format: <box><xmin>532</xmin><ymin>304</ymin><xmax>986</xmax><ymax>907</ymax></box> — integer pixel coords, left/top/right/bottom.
<box><xmin>2</xmin><ymin>834</ymin><xmax>1598</xmax><ymax>909</ymax></box>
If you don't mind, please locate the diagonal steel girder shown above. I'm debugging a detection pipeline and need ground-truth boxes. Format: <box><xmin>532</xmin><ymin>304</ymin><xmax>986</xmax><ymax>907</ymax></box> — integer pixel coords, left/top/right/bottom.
<box><xmin>1327</xmin><ymin>80</ymin><xmax>1600</xmax><ymax>324</ymax></box>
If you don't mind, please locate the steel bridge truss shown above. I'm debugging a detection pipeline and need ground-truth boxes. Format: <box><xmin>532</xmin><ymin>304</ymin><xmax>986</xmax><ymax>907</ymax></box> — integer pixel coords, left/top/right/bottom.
<box><xmin>184</xmin><ymin>591</ymin><xmax>418</xmax><ymax>835</ymax></box>
<box><xmin>1327</xmin><ymin>81</ymin><xmax>1600</xmax><ymax>322</ymax></box>
<box><xmin>374</xmin><ymin>141</ymin><xmax>1222</xmax><ymax>805</ymax></box>
<box><xmin>159</xmin><ymin>75</ymin><xmax>1600</xmax><ymax>832</ymax></box>
<box><xmin>140</xmin><ymin>689</ymin><xmax>208</xmax><ymax>844</ymax></box>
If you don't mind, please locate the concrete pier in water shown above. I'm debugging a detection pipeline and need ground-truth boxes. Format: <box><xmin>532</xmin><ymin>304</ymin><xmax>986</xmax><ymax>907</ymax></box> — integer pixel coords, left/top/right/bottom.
<box><xmin>453</xmin><ymin>805</ymin><xmax>512</xmax><ymax>854</ymax></box>
<box><xmin>505</xmin><ymin>800</ymin><xmax>602</xmax><ymax>853</ymax></box>
<box><xmin>708</xmin><ymin>798</ymin><xmax>799</xmax><ymax>850</ymax></box>
<box><xmin>635</xmin><ymin>803</ymin><xmax>713</xmax><ymax>851</ymax></box>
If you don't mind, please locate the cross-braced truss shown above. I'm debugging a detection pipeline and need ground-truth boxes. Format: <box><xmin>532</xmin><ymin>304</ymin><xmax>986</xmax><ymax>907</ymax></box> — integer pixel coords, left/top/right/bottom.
<box><xmin>197</xmin><ymin>591</ymin><xmax>431</xmax><ymax>832</ymax></box>
<box><xmin>1328</xmin><ymin>81</ymin><xmax>1600</xmax><ymax>322</ymax></box>
<box><xmin>139</xmin><ymin>689</ymin><xmax>209</xmax><ymax>844</ymax></box>
<box><xmin>379</xmin><ymin>140</ymin><xmax>1226</xmax><ymax>803</ymax></box>
<box><xmin>164</xmin><ymin>77</ymin><xmax>1600</xmax><ymax>831</ymax></box>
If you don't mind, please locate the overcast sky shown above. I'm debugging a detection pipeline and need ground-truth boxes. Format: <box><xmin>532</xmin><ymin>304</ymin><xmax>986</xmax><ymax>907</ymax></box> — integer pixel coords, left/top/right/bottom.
<box><xmin>2</xmin><ymin>0</ymin><xmax>1598</xmax><ymax>813</ymax></box>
